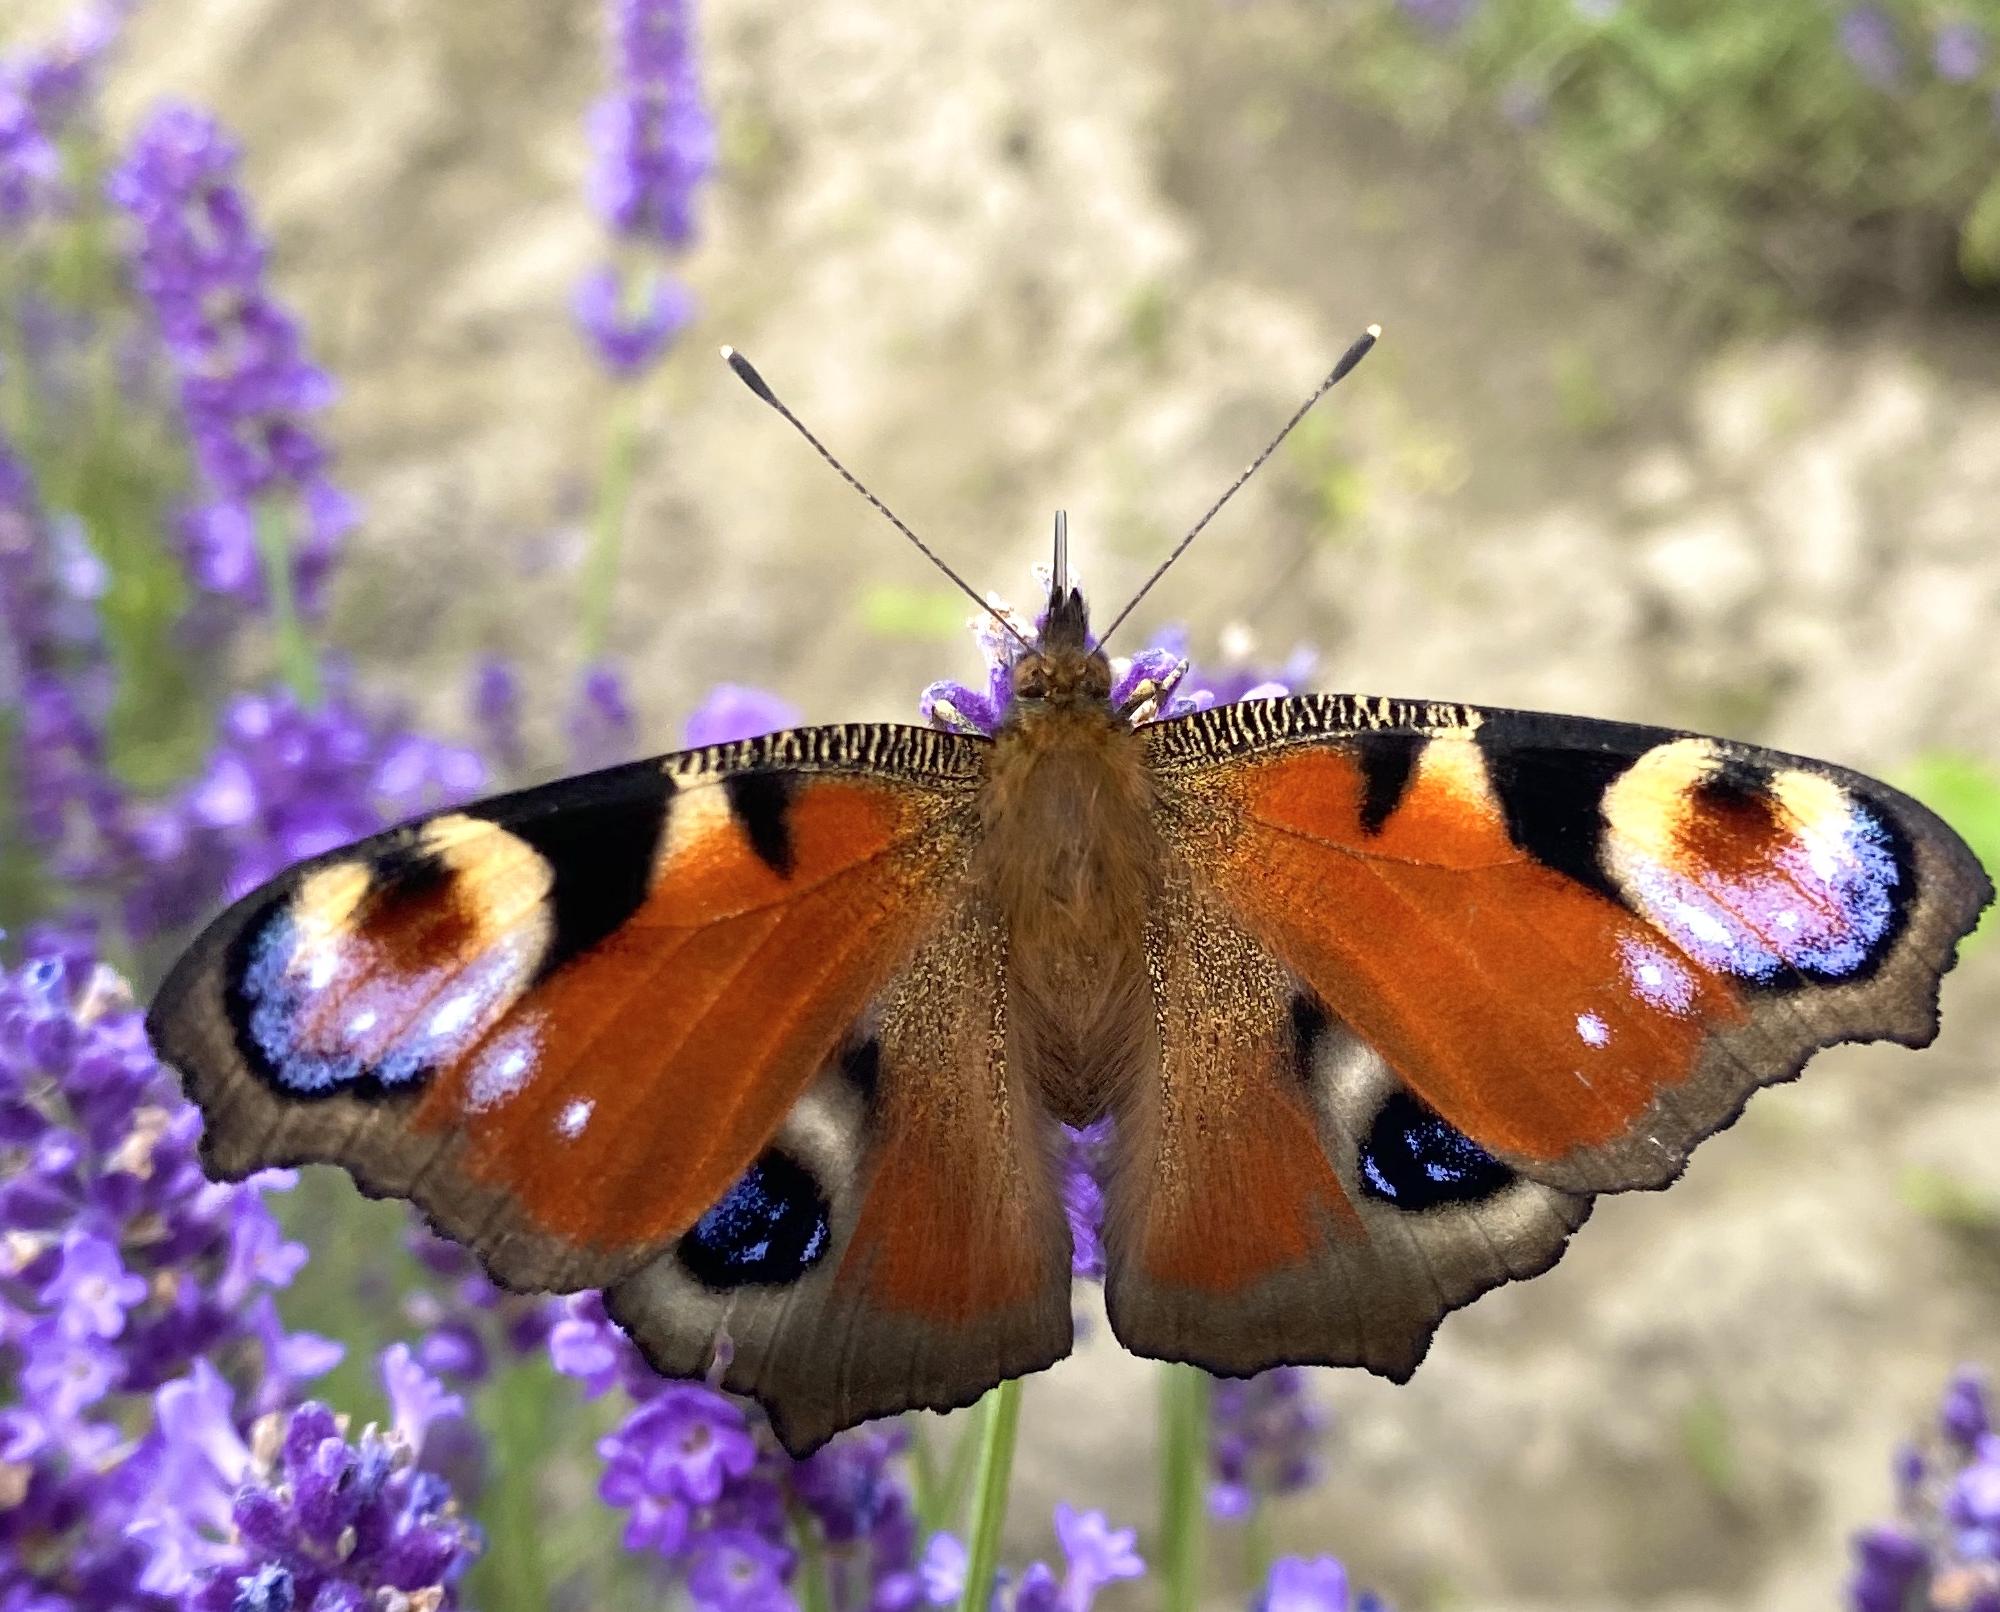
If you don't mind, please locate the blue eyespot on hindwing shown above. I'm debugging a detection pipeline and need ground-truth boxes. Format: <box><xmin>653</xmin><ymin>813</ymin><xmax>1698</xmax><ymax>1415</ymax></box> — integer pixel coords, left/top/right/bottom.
<box><xmin>1359</xmin><ymin>1091</ymin><xmax>1516</xmax><ymax>1210</ymax></box>
<box><xmin>679</xmin><ymin>1152</ymin><xmax>832</xmax><ymax>1289</ymax></box>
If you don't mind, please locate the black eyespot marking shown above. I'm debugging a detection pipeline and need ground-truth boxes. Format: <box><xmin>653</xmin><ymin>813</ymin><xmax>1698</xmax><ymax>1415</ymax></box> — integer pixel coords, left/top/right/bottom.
<box><xmin>1359</xmin><ymin>1091</ymin><xmax>1515</xmax><ymax>1210</ymax></box>
<box><xmin>1475</xmin><ymin>724</ymin><xmax>1632</xmax><ymax>903</ymax></box>
<box><xmin>678</xmin><ymin>1152</ymin><xmax>831</xmax><ymax>1289</ymax></box>
<box><xmin>1693</xmin><ymin>755</ymin><xmax>1774</xmax><ymax>814</ymax></box>
<box><xmin>725</xmin><ymin>772</ymin><xmax>797</xmax><ymax>878</ymax></box>
<box><xmin>1356</xmin><ymin>732</ymin><xmax>1423</xmax><ymax>835</ymax></box>
<box><xmin>1288</xmin><ymin>991</ymin><xmax>1330</xmax><ymax>1085</ymax></box>
<box><xmin>838</xmin><ymin>1035</ymin><xmax>881</xmax><ymax>1105</ymax></box>
<box><xmin>482</xmin><ymin>761</ymin><xmax>675</xmax><ymax>977</ymax></box>
<box><xmin>365</xmin><ymin>836</ymin><xmax>453</xmax><ymax>902</ymax></box>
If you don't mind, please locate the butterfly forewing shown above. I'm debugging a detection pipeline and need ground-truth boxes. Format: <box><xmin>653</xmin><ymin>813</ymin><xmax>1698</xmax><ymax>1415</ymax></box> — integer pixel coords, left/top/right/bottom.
<box><xmin>148</xmin><ymin>722</ymin><xmax>1073</xmax><ymax>1451</ymax></box>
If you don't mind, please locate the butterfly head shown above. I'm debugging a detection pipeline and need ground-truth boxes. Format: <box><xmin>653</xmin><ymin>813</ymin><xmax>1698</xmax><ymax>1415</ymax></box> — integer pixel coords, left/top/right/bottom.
<box><xmin>1009</xmin><ymin>577</ymin><xmax>1112</xmax><ymax>711</ymax></box>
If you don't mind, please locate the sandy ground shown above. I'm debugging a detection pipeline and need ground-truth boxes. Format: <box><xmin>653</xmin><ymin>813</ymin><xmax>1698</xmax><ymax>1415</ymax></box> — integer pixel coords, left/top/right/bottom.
<box><xmin>19</xmin><ymin>0</ymin><xmax>2000</xmax><ymax>1604</ymax></box>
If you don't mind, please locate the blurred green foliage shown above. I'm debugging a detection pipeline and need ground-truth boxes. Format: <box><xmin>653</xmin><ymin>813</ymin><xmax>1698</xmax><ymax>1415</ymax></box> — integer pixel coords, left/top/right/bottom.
<box><xmin>1904</xmin><ymin>752</ymin><xmax>2000</xmax><ymax>946</ymax></box>
<box><xmin>1331</xmin><ymin>0</ymin><xmax>2000</xmax><ymax>312</ymax></box>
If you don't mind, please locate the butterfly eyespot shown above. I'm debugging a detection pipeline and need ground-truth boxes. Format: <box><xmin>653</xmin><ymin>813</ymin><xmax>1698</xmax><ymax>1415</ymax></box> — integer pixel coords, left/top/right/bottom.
<box><xmin>1359</xmin><ymin>1092</ymin><xmax>1516</xmax><ymax>1210</ymax></box>
<box><xmin>678</xmin><ymin>1152</ymin><xmax>832</xmax><ymax>1289</ymax></box>
<box><xmin>222</xmin><ymin>823</ymin><xmax>552</xmax><ymax>1102</ymax></box>
<box><xmin>1602</xmin><ymin>747</ymin><xmax>1913</xmax><ymax>986</ymax></box>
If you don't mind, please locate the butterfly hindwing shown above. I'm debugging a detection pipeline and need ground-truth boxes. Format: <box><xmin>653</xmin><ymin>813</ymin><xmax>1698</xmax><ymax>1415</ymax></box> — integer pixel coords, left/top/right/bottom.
<box><xmin>609</xmin><ymin>892</ymin><xmax>1074</xmax><ymax>1454</ymax></box>
<box><xmin>1110</xmin><ymin>693</ymin><xmax>1988</xmax><ymax>1378</ymax></box>
<box><xmin>1101</xmin><ymin>860</ymin><xmax>1590</xmax><ymax>1381</ymax></box>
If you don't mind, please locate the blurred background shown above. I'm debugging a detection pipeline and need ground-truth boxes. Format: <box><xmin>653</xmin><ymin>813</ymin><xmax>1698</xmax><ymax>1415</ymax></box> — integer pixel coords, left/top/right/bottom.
<box><xmin>4</xmin><ymin>0</ymin><xmax>1999</xmax><ymax>1608</ymax></box>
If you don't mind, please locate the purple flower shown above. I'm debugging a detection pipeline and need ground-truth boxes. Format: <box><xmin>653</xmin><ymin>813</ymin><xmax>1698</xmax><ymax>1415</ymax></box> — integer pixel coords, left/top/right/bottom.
<box><xmin>920</xmin><ymin>1533</ymin><xmax>968</xmax><ymax>1604</ymax></box>
<box><xmin>470</xmin><ymin>652</ymin><xmax>528</xmax><ymax>774</ymax></box>
<box><xmin>109</xmin><ymin>102</ymin><xmax>355</xmax><ymax>615</ymax></box>
<box><xmin>1838</xmin><ymin>7</ymin><xmax>1906</xmax><ymax>89</ymax></box>
<box><xmin>139</xmin><ymin>1349</ymin><xmax>481</xmax><ymax>1608</ymax></box>
<box><xmin>0</xmin><ymin>436</ymin><xmax>130</xmax><ymax>889</ymax></box>
<box><xmin>568</xmin><ymin>658</ymin><xmax>641</xmax><ymax>770</ymax></box>
<box><xmin>921</xmin><ymin>1506</ymin><xmax>1145</xmax><ymax>1611</ymax></box>
<box><xmin>1945</xmin><ymin>1368</ymin><xmax>1992</xmax><ymax>1448</ymax></box>
<box><xmin>124</xmin><ymin>670</ymin><xmax>486</xmax><ymax>937</ymax></box>
<box><xmin>688</xmin><ymin>1528</ymin><xmax>796</xmax><ymax>1612</ymax></box>
<box><xmin>1934</xmin><ymin>20</ymin><xmax>1990</xmax><ymax>83</ymax></box>
<box><xmin>1062</xmin><ymin>1118</ymin><xmax>1111</xmax><ymax>1281</ymax></box>
<box><xmin>686</xmin><ymin>682</ymin><xmax>804</xmax><ymax>746</ymax></box>
<box><xmin>1052</xmin><ymin>1504</ymin><xmax>1144</xmax><ymax>1607</ymax></box>
<box><xmin>1847</xmin><ymin>1364</ymin><xmax>2000</xmax><ymax>1609</ymax></box>
<box><xmin>1848</xmin><ymin>1524</ymin><xmax>1929</xmax><ymax>1612</ymax></box>
<box><xmin>1257</xmin><ymin>1556</ymin><xmax>1387</xmax><ymax>1612</ymax></box>
<box><xmin>0</xmin><ymin>7</ymin><xmax>120</xmax><ymax>226</ymax></box>
<box><xmin>1210</xmin><ymin>1368</ymin><xmax>1330</xmax><ymax>1518</ymax></box>
<box><xmin>0</xmin><ymin>942</ymin><xmax>335</xmax><ymax>1601</ymax></box>
<box><xmin>40</xmin><ymin>1228</ymin><xmax>147</xmax><ymax>1340</ymax></box>
<box><xmin>586</xmin><ymin>0</ymin><xmax>716</xmax><ymax>249</ymax></box>
<box><xmin>574</xmin><ymin>261</ymin><xmax>696</xmax><ymax>378</ymax></box>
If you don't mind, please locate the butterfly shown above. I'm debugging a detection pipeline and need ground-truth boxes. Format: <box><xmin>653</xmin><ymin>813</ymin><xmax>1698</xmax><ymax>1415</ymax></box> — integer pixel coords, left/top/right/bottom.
<box><xmin>147</xmin><ymin>338</ymin><xmax>1993</xmax><ymax>1456</ymax></box>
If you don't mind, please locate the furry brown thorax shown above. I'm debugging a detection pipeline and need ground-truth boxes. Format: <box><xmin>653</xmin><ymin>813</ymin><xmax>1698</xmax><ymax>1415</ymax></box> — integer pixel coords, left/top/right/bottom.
<box><xmin>977</xmin><ymin>581</ymin><xmax>1159</xmax><ymax>1126</ymax></box>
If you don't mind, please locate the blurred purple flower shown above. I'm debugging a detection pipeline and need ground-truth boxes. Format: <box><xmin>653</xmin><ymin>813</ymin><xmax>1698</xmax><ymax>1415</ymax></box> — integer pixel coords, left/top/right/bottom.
<box><xmin>1839</xmin><ymin>7</ymin><xmax>1906</xmax><ymax>89</ymax></box>
<box><xmin>0</xmin><ymin>940</ymin><xmax>337</xmax><ymax>1602</ymax></box>
<box><xmin>109</xmin><ymin>102</ymin><xmax>356</xmax><ymax>615</ymax></box>
<box><xmin>578</xmin><ymin>0</ymin><xmax>714</xmax><ymax>380</ymax></box>
<box><xmin>550</xmin><ymin>1286</ymin><xmax>928</xmax><ymax>1606</ymax></box>
<box><xmin>135</xmin><ymin>1348</ymin><xmax>480</xmax><ymax>1608</ymax></box>
<box><xmin>568</xmin><ymin>657</ymin><xmax>641</xmax><ymax>770</ymax></box>
<box><xmin>686</xmin><ymin>681</ymin><xmax>803</xmax><ymax>746</ymax></box>
<box><xmin>1258</xmin><ymin>1555</ymin><xmax>1392</xmax><ymax>1612</ymax></box>
<box><xmin>470</xmin><ymin>652</ymin><xmax>528</xmax><ymax>774</ymax></box>
<box><xmin>1848</xmin><ymin>1364</ymin><xmax>2000</xmax><ymax>1609</ymax></box>
<box><xmin>0</xmin><ymin>436</ymin><xmax>131</xmax><ymax>888</ymax></box>
<box><xmin>575</xmin><ymin>261</ymin><xmax>696</xmax><ymax>378</ymax></box>
<box><xmin>124</xmin><ymin>668</ymin><xmax>487</xmax><ymax>937</ymax></box>
<box><xmin>587</xmin><ymin>0</ymin><xmax>716</xmax><ymax>249</ymax></box>
<box><xmin>1210</xmin><ymin>1368</ymin><xmax>1331</xmax><ymax>1518</ymax></box>
<box><xmin>1933</xmin><ymin>20</ymin><xmax>1990</xmax><ymax>83</ymax></box>
<box><xmin>921</xmin><ymin>1505</ymin><xmax>1144</xmax><ymax>1611</ymax></box>
<box><xmin>0</xmin><ymin>6</ymin><xmax>120</xmax><ymax>226</ymax></box>
<box><xmin>1063</xmin><ymin>1117</ymin><xmax>1111</xmax><ymax>1281</ymax></box>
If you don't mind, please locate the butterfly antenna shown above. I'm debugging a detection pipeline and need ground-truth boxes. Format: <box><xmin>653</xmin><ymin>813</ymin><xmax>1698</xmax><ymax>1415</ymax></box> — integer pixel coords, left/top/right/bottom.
<box><xmin>721</xmin><ymin>347</ymin><xmax>1031</xmax><ymax>649</ymax></box>
<box><xmin>1098</xmin><ymin>324</ymin><xmax>1381</xmax><ymax>646</ymax></box>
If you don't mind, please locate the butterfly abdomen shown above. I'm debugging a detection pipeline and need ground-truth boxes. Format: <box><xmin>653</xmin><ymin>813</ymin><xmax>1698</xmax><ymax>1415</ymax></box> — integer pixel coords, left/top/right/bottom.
<box><xmin>980</xmin><ymin>699</ymin><xmax>1160</xmax><ymax>1127</ymax></box>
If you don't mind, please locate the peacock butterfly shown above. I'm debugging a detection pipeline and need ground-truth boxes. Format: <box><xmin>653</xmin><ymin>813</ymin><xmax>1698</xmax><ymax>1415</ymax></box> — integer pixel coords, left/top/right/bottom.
<box><xmin>146</xmin><ymin>333</ymin><xmax>1993</xmax><ymax>1454</ymax></box>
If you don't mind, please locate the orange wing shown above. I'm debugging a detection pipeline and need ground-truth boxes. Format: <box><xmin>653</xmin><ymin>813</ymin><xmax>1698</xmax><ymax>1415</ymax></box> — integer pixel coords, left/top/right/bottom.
<box><xmin>148</xmin><ymin>724</ymin><xmax>1073</xmax><ymax>1453</ymax></box>
<box><xmin>1102</xmin><ymin>695</ymin><xmax>1989</xmax><ymax>1380</ymax></box>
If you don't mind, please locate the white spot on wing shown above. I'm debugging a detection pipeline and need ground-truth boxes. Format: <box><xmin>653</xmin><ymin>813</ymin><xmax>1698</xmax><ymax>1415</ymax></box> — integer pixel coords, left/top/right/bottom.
<box><xmin>1576</xmin><ymin>1012</ymin><xmax>1610</xmax><ymax>1048</ymax></box>
<box><xmin>557</xmin><ymin>1099</ymin><xmax>594</xmax><ymax>1139</ymax></box>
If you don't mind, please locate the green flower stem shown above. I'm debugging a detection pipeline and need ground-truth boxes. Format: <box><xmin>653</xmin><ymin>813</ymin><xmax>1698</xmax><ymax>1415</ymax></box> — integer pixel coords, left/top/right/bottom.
<box><xmin>1244</xmin><ymin>1498</ymin><xmax>1274</xmax><ymax>1594</ymax></box>
<box><xmin>955</xmin><ymin>1378</ymin><xmax>1024</xmax><ymax>1612</ymax></box>
<box><xmin>1160</xmin><ymin>1363</ymin><xmax>1211</xmax><ymax>1612</ymax></box>
<box><xmin>582</xmin><ymin>387</ymin><xmax>642</xmax><ymax>661</ymax></box>
<box><xmin>787</xmin><ymin>1498</ymin><xmax>834</xmax><ymax>1612</ymax></box>
<box><xmin>475</xmin><ymin>1358</ymin><xmax>557</xmax><ymax>1612</ymax></box>
<box><xmin>252</xmin><ymin>500</ymin><xmax>321</xmax><ymax>707</ymax></box>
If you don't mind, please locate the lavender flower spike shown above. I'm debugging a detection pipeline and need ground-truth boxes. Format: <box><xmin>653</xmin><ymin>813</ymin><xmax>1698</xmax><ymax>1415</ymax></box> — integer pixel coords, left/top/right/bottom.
<box><xmin>587</xmin><ymin>0</ymin><xmax>716</xmax><ymax>248</ymax></box>
<box><xmin>109</xmin><ymin>102</ymin><xmax>356</xmax><ymax>614</ymax></box>
<box><xmin>0</xmin><ymin>939</ymin><xmax>335</xmax><ymax>1602</ymax></box>
<box><xmin>152</xmin><ymin>1348</ymin><xmax>482</xmax><ymax>1610</ymax></box>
